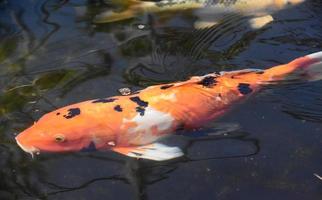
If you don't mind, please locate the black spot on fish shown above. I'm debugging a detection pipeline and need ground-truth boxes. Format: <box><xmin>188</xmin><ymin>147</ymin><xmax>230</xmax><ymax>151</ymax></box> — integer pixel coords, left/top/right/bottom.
<box><xmin>56</xmin><ymin>112</ymin><xmax>60</xmax><ymax>115</ymax></box>
<box><xmin>136</xmin><ymin>107</ymin><xmax>145</xmax><ymax>116</ymax></box>
<box><xmin>198</xmin><ymin>76</ymin><xmax>217</xmax><ymax>87</ymax></box>
<box><xmin>130</xmin><ymin>152</ymin><xmax>142</xmax><ymax>156</ymax></box>
<box><xmin>160</xmin><ymin>84</ymin><xmax>174</xmax><ymax>90</ymax></box>
<box><xmin>92</xmin><ymin>98</ymin><xmax>117</xmax><ymax>103</ymax></box>
<box><xmin>114</xmin><ymin>105</ymin><xmax>123</xmax><ymax>112</ymax></box>
<box><xmin>256</xmin><ymin>71</ymin><xmax>264</xmax><ymax>74</ymax></box>
<box><xmin>130</xmin><ymin>96</ymin><xmax>149</xmax><ymax>116</ymax></box>
<box><xmin>130</xmin><ymin>96</ymin><xmax>148</xmax><ymax>107</ymax></box>
<box><xmin>63</xmin><ymin>108</ymin><xmax>81</xmax><ymax>119</ymax></box>
<box><xmin>81</xmin><ymin>141</ymin><xmax>96</xmax><ymax>152</ymax></box>
<box><xmin>238</xmin><ymin>83</ymin><xmax>253</xmax><ymax>95</ymax></box>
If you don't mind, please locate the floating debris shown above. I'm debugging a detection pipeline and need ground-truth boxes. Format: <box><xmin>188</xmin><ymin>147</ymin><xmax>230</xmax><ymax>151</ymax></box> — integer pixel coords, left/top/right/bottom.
<box><xmin>137</xmin><ymin>24</ymin><xmax>146</xmax><ymax>30</ymax></box>
<box><xmin>118</xmin><ymin>87</ymin><xmax>132</xmax><ymax>95</ymax></box>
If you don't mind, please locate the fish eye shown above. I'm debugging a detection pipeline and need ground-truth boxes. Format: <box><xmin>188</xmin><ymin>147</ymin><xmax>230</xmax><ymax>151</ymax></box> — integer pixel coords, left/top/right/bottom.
<box><xmin>54</xmin><ymin>134</ymin><xmax>65</xmax><ymax>143</ymax></box>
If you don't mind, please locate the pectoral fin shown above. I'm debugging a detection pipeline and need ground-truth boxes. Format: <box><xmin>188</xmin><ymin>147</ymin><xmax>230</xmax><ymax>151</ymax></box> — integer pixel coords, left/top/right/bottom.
<box><xmin>112</xmin><ymin>143</ymin><xmax>184</xmax><ymax>161</ymax></box>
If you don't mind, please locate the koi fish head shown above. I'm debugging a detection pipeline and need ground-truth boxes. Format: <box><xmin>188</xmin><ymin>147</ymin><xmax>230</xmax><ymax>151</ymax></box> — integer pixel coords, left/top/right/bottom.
<box><xmin>15</xmin><ymin>105</ymin><xmax>114</xmax><ymax>157</ymax></box>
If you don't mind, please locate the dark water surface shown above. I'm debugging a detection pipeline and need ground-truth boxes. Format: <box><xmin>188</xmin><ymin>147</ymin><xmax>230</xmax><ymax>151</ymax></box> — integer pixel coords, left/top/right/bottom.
<box><xmin>1</xmin><ymin>0</ymin><xmax>322</xmax><ymax>199</ymax></box>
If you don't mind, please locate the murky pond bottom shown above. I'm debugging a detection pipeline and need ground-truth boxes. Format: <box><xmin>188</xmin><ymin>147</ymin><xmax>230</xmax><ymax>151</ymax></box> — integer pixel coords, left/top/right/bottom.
<box><xmin>0</xmin><ymin>0</ymin><xmax>322</xmax><ymax>199</ymax></box>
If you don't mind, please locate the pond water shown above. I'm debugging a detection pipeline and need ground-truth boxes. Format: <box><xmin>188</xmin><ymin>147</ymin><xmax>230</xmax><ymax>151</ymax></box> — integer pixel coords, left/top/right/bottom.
<box><xmin>0</xmin><ymin>0</ymin><xmax>322</xmax><ymax>199</ymax></box>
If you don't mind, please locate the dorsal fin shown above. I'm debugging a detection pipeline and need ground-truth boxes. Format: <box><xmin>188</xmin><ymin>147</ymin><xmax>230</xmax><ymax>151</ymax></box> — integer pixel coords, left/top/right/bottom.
<box><xmin>219</xmin><ymin>69</ymin><xmax>264</xmax><ymax>76</ymax></box>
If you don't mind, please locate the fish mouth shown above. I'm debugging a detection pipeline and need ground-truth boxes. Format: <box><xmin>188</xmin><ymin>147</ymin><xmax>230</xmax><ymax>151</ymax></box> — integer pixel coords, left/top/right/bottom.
<box><xmin>15</xmin><ymin>138</ymin><xmax>40</xmax><ymax>158</ymax></box>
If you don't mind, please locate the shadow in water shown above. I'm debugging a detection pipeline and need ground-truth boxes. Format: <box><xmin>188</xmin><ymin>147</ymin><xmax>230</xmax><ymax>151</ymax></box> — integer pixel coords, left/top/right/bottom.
<box><xmin>30</xmin><ymin>130</ymin><xmax>260</xmax><ymax>200</ymax></box>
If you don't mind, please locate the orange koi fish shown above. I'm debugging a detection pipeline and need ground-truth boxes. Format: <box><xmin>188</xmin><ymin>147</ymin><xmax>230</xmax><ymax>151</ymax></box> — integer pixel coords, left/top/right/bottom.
<box><xmin>16</xmin><ymin>51</ymin><xmax>322</xmax><ymax>161</ymax></box>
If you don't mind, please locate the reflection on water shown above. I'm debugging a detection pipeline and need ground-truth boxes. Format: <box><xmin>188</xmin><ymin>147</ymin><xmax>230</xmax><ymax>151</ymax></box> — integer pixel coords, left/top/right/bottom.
<box><xmin>1</xmin><ymin>0</ymin><xmax>322</xmax><ymax>200</ymax></box>
<box><xmin>123</xmin><ymin>14</ymin><xmax>270</xmax><ymax>86</ymax></box>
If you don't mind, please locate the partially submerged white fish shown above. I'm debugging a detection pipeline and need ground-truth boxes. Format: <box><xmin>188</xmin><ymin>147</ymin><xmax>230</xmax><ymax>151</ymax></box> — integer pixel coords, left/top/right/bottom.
<box><xmin>93</xmin><ymin>0</ymin><xmax>305</xmax><ymax>24</ymax></box>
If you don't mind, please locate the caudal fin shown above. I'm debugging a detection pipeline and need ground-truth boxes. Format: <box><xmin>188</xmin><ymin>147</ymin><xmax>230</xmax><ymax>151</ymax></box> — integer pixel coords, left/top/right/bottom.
<box><xmin>263</xmin><ymin>51</ymin><xmax>322</xmax><ymax>83</ymax></box>
<box><xmin>304</xmin><ymin>52</ymin><xmax>322</xmax><ymax>81</ymax></box>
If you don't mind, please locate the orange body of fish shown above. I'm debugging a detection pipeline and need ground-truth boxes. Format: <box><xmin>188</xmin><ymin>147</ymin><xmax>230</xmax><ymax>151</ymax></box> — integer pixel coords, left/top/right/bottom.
<box><xmin>16</xmin><ymin>51</ymin><xmax>322</xmax><ymax>161</ymax></box>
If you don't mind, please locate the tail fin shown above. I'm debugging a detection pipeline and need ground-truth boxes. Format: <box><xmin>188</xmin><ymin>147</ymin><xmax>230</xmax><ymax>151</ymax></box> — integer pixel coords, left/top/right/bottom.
<box><xmin>263</xmin><ymin>51</ymin><xmax>322</xmax><ymax>83</ymax></box>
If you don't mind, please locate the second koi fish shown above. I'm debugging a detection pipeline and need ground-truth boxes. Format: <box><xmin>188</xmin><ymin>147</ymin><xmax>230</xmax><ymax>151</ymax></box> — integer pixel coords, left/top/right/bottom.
<box><xmin>93</xmin><ymin>0</ymin><xmax>305</xmax><ymax>24</ymax></box>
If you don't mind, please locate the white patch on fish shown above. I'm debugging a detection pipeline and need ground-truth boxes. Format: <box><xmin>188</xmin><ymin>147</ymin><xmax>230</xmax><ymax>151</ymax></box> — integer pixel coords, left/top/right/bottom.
<box><xmin>151</xmin><ymin>92</ymin><xmax>177</xmax><ymax>102</ymax></box>
<box><xmin>123</xmin><ymin>107</ymin><xmax>175</xmax><ymax>144</ymax></box>
<box><xmin>161</xmin><ymin>93</ymin><xmax>177</xmax><ymax>102</ymax></box>
<box><xmin>129</xmin><ymin>107</ymin><xmax>174</xmax><ymax>132</ymax></box>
